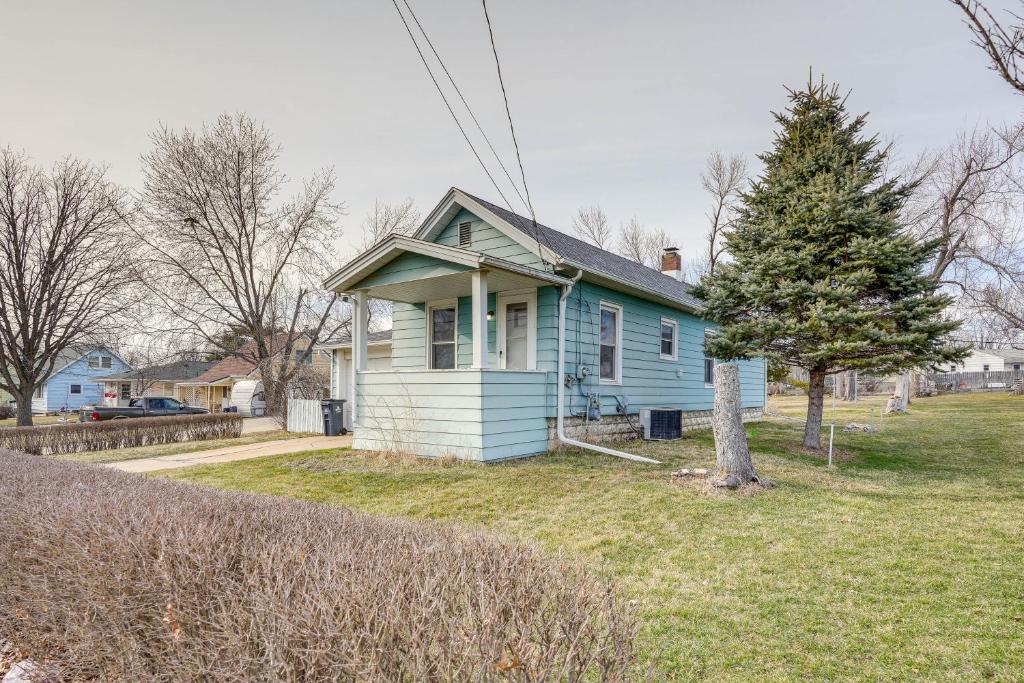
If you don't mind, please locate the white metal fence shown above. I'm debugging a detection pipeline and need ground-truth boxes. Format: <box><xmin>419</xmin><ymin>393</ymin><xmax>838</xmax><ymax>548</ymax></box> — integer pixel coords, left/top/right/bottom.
<box><xmin>287</xmin><ymin>398</ymin><xmax>324</xmax><ymax>434</ymax></box>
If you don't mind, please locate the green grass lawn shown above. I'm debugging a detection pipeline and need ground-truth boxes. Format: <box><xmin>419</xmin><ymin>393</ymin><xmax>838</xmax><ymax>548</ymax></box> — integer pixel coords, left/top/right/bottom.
<box><xmin>0</xmin><ymin>414</ymin><xmax>63</xmax><ymax>428</ymax></box>
<box><xmin>165</xmin><ymin>393</ymin><xmax>1024</xmax><ymax>681</ymax></box>
<box><xmin>61</xmin><ymin>429</ymin><xmax>308</xmax><ymax>464</ymax></box>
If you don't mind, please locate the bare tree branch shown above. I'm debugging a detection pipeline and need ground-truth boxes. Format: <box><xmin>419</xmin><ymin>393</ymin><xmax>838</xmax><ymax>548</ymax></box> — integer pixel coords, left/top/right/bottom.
<box><xmin>0</xmin><ymin>148</ymin><xmax>141</xmax><ymax>425</ymax></box>
<box><xmin>697</xmin><ymin>151</ymin><xmax>747</xmax><ymax>280</ymax></box>
<box><xmin>616</xmin><ymin>218</ymin><xmax>671</xmax><ymax>270</ymax></box>
<box><xmin>136</xmin><ymin>113</ymin><xmax>346</xmax><ymax>420</ymax></box>
<box><xmin>359</xmin><ymin>198</ymin><xmax>420</xmax><ymax>250</ymax></box>
<box><xmin>571</xmin><ymin>205</ymin><xmax>613</xmax><ymax>250</ymax></box>
<box><xmin>950</xmin><ymin>0</ymin><xmax>1024</xmax><ymax>94</ymax></box>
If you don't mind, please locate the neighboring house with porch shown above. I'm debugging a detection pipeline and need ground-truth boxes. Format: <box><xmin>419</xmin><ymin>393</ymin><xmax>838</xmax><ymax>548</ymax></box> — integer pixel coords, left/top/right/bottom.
<box><xmin>176</xmin><ymin>337</ymin><xmax>330</xmax><ymax>412</ymax></box>
<box><xmin>95</xmin><ymin>359</ymin><xmax>216</xmax><ymax>407</ymax></box>
<box><xmin>320</xmin><ymin>330</ymin><xmax>394</xmax><ymax>429</ymax></box>
<box><xmin>324</xmin><ymin>187</ymin><xmax>766</xmax><ymax>462</ymax></box>
<box><xmin>31</xmin><ymin>346</ymin><xmax>131</xmax><ymax>414</ymax></box>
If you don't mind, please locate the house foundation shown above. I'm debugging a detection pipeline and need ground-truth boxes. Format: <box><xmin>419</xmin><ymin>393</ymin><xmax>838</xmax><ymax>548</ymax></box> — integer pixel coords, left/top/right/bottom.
<box><xmin>548</xmin><ymin>408</ymin><xmax>764</xmax><ymax>449</ymax></box>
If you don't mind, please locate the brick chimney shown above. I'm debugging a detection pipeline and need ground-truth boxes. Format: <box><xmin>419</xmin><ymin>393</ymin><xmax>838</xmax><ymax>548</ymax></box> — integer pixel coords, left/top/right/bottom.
<box><xmin>661</xmin><ymin>247</ymin><xmax>682</xmax><ymax>281</ymax></box>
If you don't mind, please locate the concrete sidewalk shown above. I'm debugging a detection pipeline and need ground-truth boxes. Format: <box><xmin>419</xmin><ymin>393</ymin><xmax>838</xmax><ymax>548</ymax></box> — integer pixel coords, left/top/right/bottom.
<box><xmin>107</xmin><ymin>435</ymin><xmax>351</xmax><ymax>473</ymax></box>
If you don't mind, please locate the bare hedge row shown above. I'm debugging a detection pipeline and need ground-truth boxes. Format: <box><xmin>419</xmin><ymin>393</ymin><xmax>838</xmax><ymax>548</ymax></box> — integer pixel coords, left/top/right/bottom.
<box><xmin>0</xmin><ymin>413</ymin><xmax>242</xmax><ymax>454</ymax></box>
<box><xmin>0</xmin><ymin>451</ymin><xmax>638</xmax><ymax>681</ymax></box>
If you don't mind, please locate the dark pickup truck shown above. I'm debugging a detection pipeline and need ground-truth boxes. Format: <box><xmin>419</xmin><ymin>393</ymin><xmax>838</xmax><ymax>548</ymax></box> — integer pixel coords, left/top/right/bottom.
<box><xmin>80</xmin><ymin>397</ymin><xmax>210</xmax><ymax>422</ymax></box>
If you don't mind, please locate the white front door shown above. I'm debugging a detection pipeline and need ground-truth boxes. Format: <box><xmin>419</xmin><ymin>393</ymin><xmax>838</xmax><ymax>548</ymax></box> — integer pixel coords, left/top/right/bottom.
<box><xmin>497</xmin><ymin>290</ymin><xmax>537</xmax><ymax>370</ymax></box>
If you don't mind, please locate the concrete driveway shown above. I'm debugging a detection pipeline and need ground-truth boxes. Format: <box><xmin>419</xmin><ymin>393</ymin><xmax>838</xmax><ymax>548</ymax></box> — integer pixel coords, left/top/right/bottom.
<box><xmin>107</xmin><ymin>434</ymin><xmax>350</xmax><ymax>473</ymax></box>
<box><xmin>241</xmin><ymin>416</ymin><xmax>281</xmax><ymax>435</ymax></box>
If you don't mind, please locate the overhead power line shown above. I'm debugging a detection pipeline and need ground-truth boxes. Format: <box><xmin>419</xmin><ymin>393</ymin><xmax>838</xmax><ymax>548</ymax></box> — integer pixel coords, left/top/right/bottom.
<box><xmin>480</xmin><ymin>0</ymin><xmax>550</xmax><ymax>265</ymax></box>
<box><xmin>388</xmin><ymin>0</ymin><xmax>517</xmax><ymax>214</ymax></box>
<box><xmin>399</xmin><ymin>0</ymin><xmax>530</xmax><ymax>214</ymax></box>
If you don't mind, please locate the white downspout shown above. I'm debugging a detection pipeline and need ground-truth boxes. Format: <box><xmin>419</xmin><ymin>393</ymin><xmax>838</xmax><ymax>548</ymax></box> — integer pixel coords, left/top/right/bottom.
<box><xmin>557</xmin><ymin>270</ymin><xmax>660</xmax><ymax>464</ymax></box>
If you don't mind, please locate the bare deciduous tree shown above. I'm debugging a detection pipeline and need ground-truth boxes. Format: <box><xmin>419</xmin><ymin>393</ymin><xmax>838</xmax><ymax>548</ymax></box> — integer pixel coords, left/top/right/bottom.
<box><xmin>571</xmin><ymin>205</ymin><xmax>613</xmax><ymax>249</ymax></box>
<box><xmin>0</xmin><ymin>149</ymin><xmax>138</xmax><ymax>425</ymax></box>
<box><xmin>360</xmin><ymin>198</ymin><xmax>420</xmax><ymax>250</ymax></box>
<box><xmin>906</xmin><ymin>123</ymin><xmax>1024</xmax><ymax>338</ymax></box>
<box><xmin>951</xmin><ymin>0</ymin><xmax>1024</xmax><ymax>94</ymax></box>
<box><xmin>697</xmin><ymin>151</ymin><xmax>746</xmax><ymax>280</ymax></box>
<box><xmin>137</xmin><ymin>113</ymin><xmax>346</xmax><ymax>420</ymax></box>
<box><xmin>617</xmin><ymin>218</ymin><xmax>670</xmax><ymax>269</ymax></box>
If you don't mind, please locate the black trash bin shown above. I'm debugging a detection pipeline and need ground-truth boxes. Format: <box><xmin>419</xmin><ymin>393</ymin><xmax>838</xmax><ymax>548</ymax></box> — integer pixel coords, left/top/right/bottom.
<box><xmin>321</xmin><ymin>399</ymin><xmax>347</xmax><ymax>436</ymax></box>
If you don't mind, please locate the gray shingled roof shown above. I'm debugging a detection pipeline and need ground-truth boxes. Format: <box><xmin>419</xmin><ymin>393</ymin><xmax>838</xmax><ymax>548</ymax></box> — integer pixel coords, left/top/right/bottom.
<box><xmin>318</xmin><ymin>329</ymin><xmax>393</xmax><ymax>347</ymax></box>
<box><xmin>986</xmin><ymin>348</ymin><xmax>1024</xmax><ymax>362</ymax></box>
<box><xmin>460</xmin><ymin>190</ymin><xmax>705</xmax><ymax>311</ymax></box>
<box><xmin>95</xmin><ymin>359</ymin><xmax>216</xmax><ymax>382</ymax></box>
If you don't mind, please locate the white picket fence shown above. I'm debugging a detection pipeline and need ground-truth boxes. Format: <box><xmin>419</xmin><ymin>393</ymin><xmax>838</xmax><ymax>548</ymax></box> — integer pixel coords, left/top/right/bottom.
<box><xmin>287</xmin><ymin>398</ymin><xmax>324</xmax><ymax>434</ymax></box>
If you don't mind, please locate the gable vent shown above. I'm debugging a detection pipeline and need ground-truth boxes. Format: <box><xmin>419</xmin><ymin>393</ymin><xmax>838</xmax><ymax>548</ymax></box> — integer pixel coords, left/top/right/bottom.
<box><xmin>458</xmin><ymin>221</ymin><xmax>472</xmax><ymax>247</ymax></box>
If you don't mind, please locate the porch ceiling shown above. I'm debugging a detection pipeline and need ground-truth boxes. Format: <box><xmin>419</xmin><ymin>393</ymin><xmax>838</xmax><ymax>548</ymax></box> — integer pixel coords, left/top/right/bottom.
<box><xmin>363</xmin><ymin>268</ymin><xmax>558</xmax><ymax>303</ymax></box>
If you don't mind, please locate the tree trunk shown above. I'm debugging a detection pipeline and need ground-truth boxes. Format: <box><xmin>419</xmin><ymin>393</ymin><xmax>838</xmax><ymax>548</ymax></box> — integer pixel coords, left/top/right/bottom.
<box><xmin>837</xmin><ymin>370</ymin><xmax>856</xmax><ymax>401</ymax></box>
<box><xmin>711</xmin><ymin>363</ymin><xmax>758</xmax><ymax>488</ymax></box>
<box><xmin>14</xmin><ymin>387</ymin><xmax>34</xmax><ymax>427</ymax></box>
<box><xmin>804</xmin><ymin>369</ymin><xmax>826</xmax><ymax>450</ymax></box>
<box><xmin>887</xmin><ymin>373</ymin><xmax>911</xmax><ymax>414</ymax></box>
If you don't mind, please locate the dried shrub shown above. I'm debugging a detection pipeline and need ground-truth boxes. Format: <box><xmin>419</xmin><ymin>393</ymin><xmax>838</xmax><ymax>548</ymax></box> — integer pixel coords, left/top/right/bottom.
<box><xmin>0</xmin><ymin>451</ymin><xmax>638</xmax><ymax>681</ymax></box>
<box><xmin>0</xmin><ymin>413</ymin><xmax>242</xmax><ymax>455</ymax></box>
<box><xmin>0</xmin><ymin>404</ymin><xmax>14</xmax><ymax>420</ymax></box>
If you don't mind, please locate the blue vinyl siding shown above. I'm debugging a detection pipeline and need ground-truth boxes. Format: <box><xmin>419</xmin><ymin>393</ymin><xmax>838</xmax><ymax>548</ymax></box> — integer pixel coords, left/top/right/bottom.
<box><xmin>39</xmin><ymin>349</ymin><xmax>130</xmax><ymax>413</ymax></box>
<box><xmin>352</xmin><ymin>252</ymin><xmax>471</xmax><ymax>290</ymax></box>
<box><xmin>353</xmin><ymin>369</ymin><xmax>548</xmax><ymax>461</ymax></box>
<box><xmin>435</xmin><ymin>209</ymin><xmax>545</xmax><ymax>268</ymax></box>
<box><xmin>559</xmin><ymin>281</ymin><xmax>765</xmax><ymax>417</ymax></box>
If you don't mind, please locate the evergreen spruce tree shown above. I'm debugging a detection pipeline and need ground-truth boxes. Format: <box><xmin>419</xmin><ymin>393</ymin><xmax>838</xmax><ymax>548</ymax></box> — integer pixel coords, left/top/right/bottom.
<box><xmin>697</xmin><ymin>77</ymin><xmax>965</xmax><ymax>450</ymax></box>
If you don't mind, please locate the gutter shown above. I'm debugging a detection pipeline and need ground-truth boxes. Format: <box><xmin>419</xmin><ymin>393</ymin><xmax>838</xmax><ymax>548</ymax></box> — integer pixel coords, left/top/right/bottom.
<box><xmin>556</xmin><ymin>270</ymin><xmax>660</xmax><ymax>464</ymax></box>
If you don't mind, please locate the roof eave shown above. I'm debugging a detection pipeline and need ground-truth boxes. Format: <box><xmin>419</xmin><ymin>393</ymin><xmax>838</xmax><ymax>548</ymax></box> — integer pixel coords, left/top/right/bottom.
<box><xmin>562</xmin><ymin>261</ymin><xmax>705</xmax><ymax>314</ymax></box>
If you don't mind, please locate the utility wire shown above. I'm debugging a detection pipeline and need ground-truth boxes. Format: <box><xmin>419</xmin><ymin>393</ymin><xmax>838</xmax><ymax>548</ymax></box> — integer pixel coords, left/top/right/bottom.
<box><xmin>400</xmin><ymin>0</ymin><xmax>530</xmax><ymax>214</ymax></box>
<box><xmin>480</xmin><ymin>0</ymin><xmax>552</xmax><ymax>266</ymax></box>
<box><xmin>389</xmin><ymin>0</ymin><xmax>517</xmax><ymax>213</ymax></box>
<box><xmin>480</xmin><ymin>0</ymin><xmax>535</xmax><ymax>221</ymax></box>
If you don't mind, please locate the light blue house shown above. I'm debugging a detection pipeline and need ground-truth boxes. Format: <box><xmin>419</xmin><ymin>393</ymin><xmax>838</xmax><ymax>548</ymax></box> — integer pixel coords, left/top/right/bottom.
<box><xmin>324</xmin><ymin>188</ymin><xmax>765</xmax><ymax>462</ymax></box>
<box><xmin>31</xmin><ymin>346</ymin><xmax>131</xmax><ymax>414</ymax></box>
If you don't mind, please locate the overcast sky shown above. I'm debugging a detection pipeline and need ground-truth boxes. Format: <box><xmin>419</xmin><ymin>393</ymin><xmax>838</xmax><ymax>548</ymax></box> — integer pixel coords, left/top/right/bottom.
<box><xmin>2</xmin><ymin>0</ymin><xmax>1022</xmax><ymax>265</ymax></box>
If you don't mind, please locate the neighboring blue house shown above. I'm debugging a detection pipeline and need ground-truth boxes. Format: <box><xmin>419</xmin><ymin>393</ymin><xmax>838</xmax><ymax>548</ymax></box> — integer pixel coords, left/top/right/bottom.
<box><xmin>324</xmin><ymin>188</ymin><xmax>766</xmax><ymax>462</ymax></box>
<box><xmin>32</xmin><ymin>346</ymin><xmax>131</xmax><ymax>414</ymax></box>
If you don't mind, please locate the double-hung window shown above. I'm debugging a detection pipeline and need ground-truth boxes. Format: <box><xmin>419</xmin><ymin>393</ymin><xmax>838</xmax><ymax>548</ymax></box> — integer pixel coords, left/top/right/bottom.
<box><xmin>703</xmin><ymin>329</ymin><xmax>717</xmax><ymax>386</ymax></box>
<box><xmin>599</xmin><ymin>302</ymin><xmax>622</xmax><ymax>384</ymax></box>
<box><xmin>660</xmin><ymin>317</ymin><xmax>678</xmax><ymax>361</ymax></box>
<box><xmin>429</xmin><ymin>301</ymin><xmax>457</xmax><ymax>369</ymax></box>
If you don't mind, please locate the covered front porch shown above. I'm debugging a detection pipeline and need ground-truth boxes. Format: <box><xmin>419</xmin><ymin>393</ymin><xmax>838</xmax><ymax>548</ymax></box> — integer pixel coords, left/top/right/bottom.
<box><xmin>325</xmin><ymin>236</ymin><xmax>571</xmax><ymax>461</ymax></box>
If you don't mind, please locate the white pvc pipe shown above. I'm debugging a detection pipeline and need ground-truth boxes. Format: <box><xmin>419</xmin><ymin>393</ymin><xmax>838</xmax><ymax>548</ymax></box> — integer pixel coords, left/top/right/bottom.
<box><xmin>556</xmin><ymin>270</ymin><xmax>660</xmax><ymax>464</ymax></box>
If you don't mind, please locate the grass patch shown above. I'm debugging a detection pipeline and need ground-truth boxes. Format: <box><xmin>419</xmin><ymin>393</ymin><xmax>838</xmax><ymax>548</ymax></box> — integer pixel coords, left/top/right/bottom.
<box><xmin>166</xmin><ymin>393</ymin><xmax>1024</xmax><ymax>681</ymax></box>
<box><xmin>0</xmin><ymin>414</ymin><xmax>63</xmax><ymax>429</ymax></box>
<box><xmin>62</xmin><ymin>430</ymin><xmax>309</xmax><ymax>464</ymax></box>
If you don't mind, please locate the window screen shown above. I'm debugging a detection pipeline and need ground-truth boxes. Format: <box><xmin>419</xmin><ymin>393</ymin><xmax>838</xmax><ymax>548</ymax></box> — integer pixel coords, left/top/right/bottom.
<box><xmin>430</xmin><ymin>306</ymin><xmax>457</xmax><ymax>369</ymax></box>
<box><xmin>600</xmin><ymin>305</ymin><xmax>619</xmax><ymax>381</ymax></box>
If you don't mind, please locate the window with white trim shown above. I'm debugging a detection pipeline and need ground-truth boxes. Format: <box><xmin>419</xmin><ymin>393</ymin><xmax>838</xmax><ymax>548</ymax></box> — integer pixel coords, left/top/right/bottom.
<box><xmin>34</xmin><ymin>384</ymin><xmax>45</xmax><ymax>399</ymax></box>
<box><xmin>599</xmin><ymin>302</ymin><xmax>622</xmax><ymax>384</ymax></box>
<box><xmin>69</xmin><ymin>384</ymin><xmax>82</xmax><ymax>395</ymax></box>
<box><xmin>703</xmin><ymin>329</ymin><xmax>717</xmax><ymax>386</ymax></box>
<box><xmin>660</xmin><ymin>317</ymin><xmax>678</xmax><ymax>361</ymax></box>
<box><xmin>428</xmin><ymin>301</ymin><xmax>457</xmax><ymax>369</ymax></box>
<box><xmin>88</xmin><ymin>355</ymin><xmax>112</xmax><ymax>369</ymax></box>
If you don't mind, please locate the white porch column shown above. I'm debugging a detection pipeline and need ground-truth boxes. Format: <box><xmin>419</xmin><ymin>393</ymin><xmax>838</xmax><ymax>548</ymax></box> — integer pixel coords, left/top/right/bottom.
<box><xmin>351</xmin><ymin>291</ymin><xmax>369</xmax><ymax>428</ymax></box>
<box><xmin>471</xmin><ymin>270</ymin><xmax>489</xmax><ymax>369</ymax></box>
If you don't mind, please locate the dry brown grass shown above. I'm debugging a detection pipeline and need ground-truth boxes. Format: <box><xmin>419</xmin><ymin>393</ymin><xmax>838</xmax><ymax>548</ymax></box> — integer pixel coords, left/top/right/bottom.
<box><xmin>0</xmin><ymin>449</ymin><xmax>638</xmax><ymax>681</ymax></box>
<box><xmin>0</xmin><ymin>413</ymin><xmax>241</xmax><ymax>455</ymax></box>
